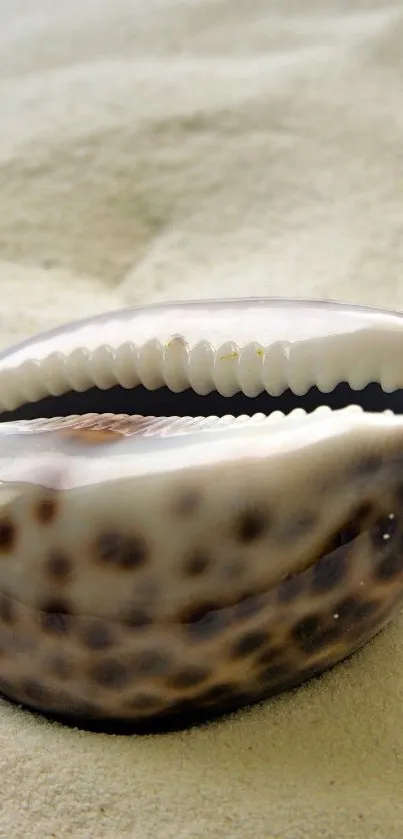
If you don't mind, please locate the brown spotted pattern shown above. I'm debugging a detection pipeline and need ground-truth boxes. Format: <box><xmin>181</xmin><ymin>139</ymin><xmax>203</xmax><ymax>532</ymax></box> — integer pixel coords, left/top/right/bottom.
<box><xmin>44</xmin><ymin>551</ymin><xmax>73</xmax><ymax>583</ymax></box>
<box><xmin>95</xmin><ymin>532</ymin><xmax>148</xmax><ymax>570</ymax></box>
<box><xmin>1</xmin><ymin>416</ymin><xmax>403</xmax><ymax>727</ymax></box>
<box><xmin>0</xmin><ymin>481</ymin><xmax>402</xmax><ymax>727</ymax></box>
<box><xmin>0</xmin><ymin>519</ymin><xmax>15</xmax><ymax>552</ymax></box>
<box><xmin>35</xmin><ymin>496</ymin><xmax>59</xmax><ymax>525</ymax></box>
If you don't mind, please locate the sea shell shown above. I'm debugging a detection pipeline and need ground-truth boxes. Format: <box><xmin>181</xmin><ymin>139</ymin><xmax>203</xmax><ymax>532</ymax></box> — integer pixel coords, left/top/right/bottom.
<box><xmin>0</xmin><ymin>297</ymin><xmax>402</xmax><ymax>731</ymax></box>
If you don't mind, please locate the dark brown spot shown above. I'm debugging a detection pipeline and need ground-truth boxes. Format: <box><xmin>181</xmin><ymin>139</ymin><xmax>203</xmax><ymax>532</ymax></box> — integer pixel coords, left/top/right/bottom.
<box><xmin>44</xmin><ymin>551</ymin><xmax>72</xmax><ymax>583</ymax></box>
<box><xmin>40</xmin><ymin>600</ymin><xmax>71</xmax><ymax>634</ymax></box>
<box><xmin>96</xmin><ymin>532</ymin><xmax>148</xmax><ymax>570</ymax></box>
<box><xmin>0</xmin><ymin>594</ymin><xmax>15</xmax><ymax>625</ymax></box>
<box><xmin>175</xmin><ymin>489</ymin><xmax>202</xmax><ymax>516</ymax></box>
<box><xmin>375</xmin><ymin>551</ymin><xmax>403</xmax><ymax>581</ymax></box>
<box><xmin>48</xmin><ymin>655</ymin><xmax>72</xmax><ymax>680</ymax></box>
<box><xmin>0</xmin><ymin>519</ymin><xmax>15</xmax><ymax>552</ymax></box>
<box><xmin>183</xmin><ymin>550</ymin><xmax>212</xmax><ymax>577</ymax></box>
<box><xmin>131</xmin><ymin>649</ymin><xmax>170</xmax><ymax>677</ymax></box>
<box><xmin>80</xmin><ymin>620</ymin><xmax>115</xmax><ymax>650</ymax></box>
<box><xmin>332</xmin><ymin>597</ymin><xmax>379</xmax><ymax>633</ymax></box>
<box><xmin>179</xmin><ymin>602</ymin><xmax>227</xmax><ymax>638</ymax></box>
<box><xmin>21</xmin><ymin>678</ymin><xmax>49</xmax><ymax>704</ymax></box>
<box><xmin>36</xmin><ymin>496</ymin><xmax>58</xmax><ymax>524</ymax></box>
<box><xmin>256</xmin><ymin>644</ymin><xmax>284</xmax><ymax>669</ymax></box>
<box><xmin>168</xmin><ymin>666</ymin><xmax>210</xmax><ymax>690</ymax></box>
<box><xmin>351</xmin><ymin>600</ymin><xmax>379</xmax><ymax>622</ymax></box>
<box><xmin>231</xmin><ymin>630</ymin><xmax>269</xmax><ymax>658</ymax></box>
<box><xmin>123</xmin><ymin>607</ymin><xmax>153</xmax><ymax>629</ymax></box>
<box><xmin>309</xmin><ymin>625</ymin><xmax>344</xmax><ymax>653</ymax></box>
<box><xmin>311</xmin><ymin>548</ymin><xmax>348</xmax><ymax>594</ymax></box>
<box><xmin>292</xmin><ymin>614</ymin><xmax>323</xmax><ymax>652</ymax></box>
<box><xmin>90</xmin><ymin>658</ymin><xmax>131</xmax><ymax>688</ymax></box>
<box><xmin>372</xmin><ymin>514</ymin><xmax>399</xmax><ymax>551</ymax></box>
<box><xmin>236</xmin><ymin>508</ymin><xmax>268</xmax><ymax>543</ymax></box>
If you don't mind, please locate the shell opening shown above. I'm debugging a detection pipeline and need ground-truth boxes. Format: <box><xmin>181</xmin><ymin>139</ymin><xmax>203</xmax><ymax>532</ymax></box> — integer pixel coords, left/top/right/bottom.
<box><xmin>0</xmin><ymin>381</ymin><xmax>402</xmax><ymax>424</ymax></box>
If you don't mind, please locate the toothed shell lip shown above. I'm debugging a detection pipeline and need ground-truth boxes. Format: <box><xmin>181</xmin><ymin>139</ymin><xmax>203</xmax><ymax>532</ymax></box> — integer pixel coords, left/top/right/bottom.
<box><xmin>0</xmin><ymin>296</ymin><xmax>402</xmax><ymax>419</ymax></box>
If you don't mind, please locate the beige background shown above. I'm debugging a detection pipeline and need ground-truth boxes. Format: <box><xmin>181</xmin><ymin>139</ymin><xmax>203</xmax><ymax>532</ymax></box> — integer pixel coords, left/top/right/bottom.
<box><xmin>1</xmin><ymin>1</ymin><xmax>403</xmax><ymax>837</ymax></box>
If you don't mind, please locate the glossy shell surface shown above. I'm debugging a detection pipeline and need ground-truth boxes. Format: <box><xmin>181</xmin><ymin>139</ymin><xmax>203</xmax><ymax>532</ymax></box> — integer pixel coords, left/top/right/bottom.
<box><xmin>0</xmin><ymin>297</ymin><xmax>402</xmax><ymax>730</ymax></box>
